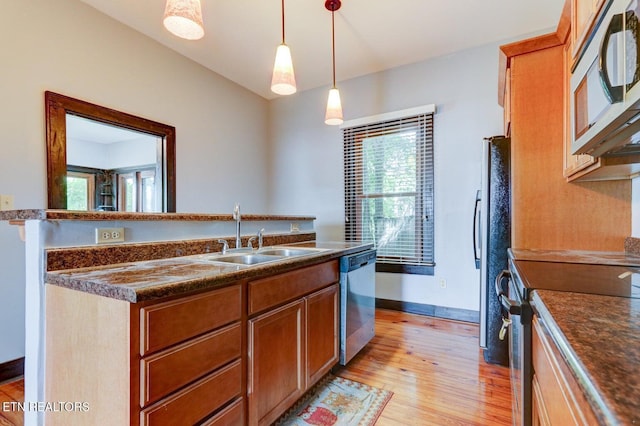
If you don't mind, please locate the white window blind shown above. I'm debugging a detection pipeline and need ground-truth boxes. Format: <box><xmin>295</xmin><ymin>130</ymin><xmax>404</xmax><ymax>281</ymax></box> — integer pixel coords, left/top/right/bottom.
<box><xmin>343</xmin><ymin>111</ymin><xmax>435</xmax><ymax>275</ymax></box>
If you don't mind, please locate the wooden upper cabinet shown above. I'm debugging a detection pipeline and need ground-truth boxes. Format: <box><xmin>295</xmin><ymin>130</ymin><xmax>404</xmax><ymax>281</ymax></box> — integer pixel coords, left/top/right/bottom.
<box><xmin>562</xmin><ymin>25</ymin><xmax>599</xmax><ymax>179</ymax></box>
<box><xmin>501</xmin><ymin>0</ymin><xmax>630</xmax><ymax>251</ymax></box>
<box><xmin>504</xmin><ymin>68</ymin><xmax>512</xmax><ymax>137</ymax></box>
<box><xmin>571</xmin><ymin>0</ymin><xmax>607</xmax><ymax>61</ymax></box>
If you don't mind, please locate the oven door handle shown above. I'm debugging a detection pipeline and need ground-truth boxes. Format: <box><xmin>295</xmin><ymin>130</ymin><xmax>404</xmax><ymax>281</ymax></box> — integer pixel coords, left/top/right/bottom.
<box><xmin>494</xmin><ymin>269</ymin><xmax>522</xmax><ymax>315</ymax></box>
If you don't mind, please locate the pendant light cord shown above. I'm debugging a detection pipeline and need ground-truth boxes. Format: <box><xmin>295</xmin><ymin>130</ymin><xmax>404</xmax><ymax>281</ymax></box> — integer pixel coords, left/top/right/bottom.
<box><xmin>281</xmin><ymin>0</ymin><xmax>286</xmax><ymax>43</ymax></box>
<box><xmin>331</xmin><ymin>9</ymin><xmax>336</xmax><ymax>89</ymax></box>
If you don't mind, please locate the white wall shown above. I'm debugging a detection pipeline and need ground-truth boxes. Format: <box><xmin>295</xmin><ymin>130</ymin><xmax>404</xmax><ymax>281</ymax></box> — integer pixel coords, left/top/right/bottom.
<box><xmin>0</xmin><ymin>0</ymin><xmax>269</xmax><ymax>364</ymax></box>
<box><xmin>268</xmin><ymin>43</ymin><xmax>505</xmax><ymax>312</ymax></box>
<box><xmin>67</xmin><ymin>137</ymin><xmax>159</xmax><ymax>170</ymax></box>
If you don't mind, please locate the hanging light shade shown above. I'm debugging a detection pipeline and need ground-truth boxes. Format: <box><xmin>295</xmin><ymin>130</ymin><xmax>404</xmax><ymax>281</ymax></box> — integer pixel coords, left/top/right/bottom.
<box><xmin>325</xmin><ymin>87</ymin><xmax>343</xmax><ymax>125</ymax></box>
<box><xmin>324</xmin><ymin>0</ymin><xmax>343</xmax><ymax>125</ymax></box>
<box><xmin>163</xmin><ymin>0</ymin><xmax>205</xmax><ymax>40</ymax></box>
<box><xmin>271</xmin><ymin>0</ymin><xmax>297</xmax><ymax>95</ymax></box>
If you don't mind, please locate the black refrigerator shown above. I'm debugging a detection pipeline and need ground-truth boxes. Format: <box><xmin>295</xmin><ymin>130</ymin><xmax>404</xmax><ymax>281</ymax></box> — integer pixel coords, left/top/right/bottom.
<box><xmin>474</xmin><ymin>135</ymin><xmax>510</xmax><ymax>366</ymax></box>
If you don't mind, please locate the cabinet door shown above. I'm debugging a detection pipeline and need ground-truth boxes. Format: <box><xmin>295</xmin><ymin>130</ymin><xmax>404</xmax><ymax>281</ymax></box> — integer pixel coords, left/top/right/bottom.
<box><xmin>563</xmin><ymin>26</ymin><xmax>597</xmax><ymax>179</ymax></box>
<box><xmin>504</xmin><ymin>67</ymin><xmax>512</xmax><ymax>137</ymax></box>
<box><xmin>248</xmin><ymin>299</ymin><xmax>305</xmax><ymax>426</ymax></box>
<box><xmin>532</xmin><ymin>316</ymin><xmax>598</xmax><ymax>425</ymax></box>
<box><xmin>532</xmin><ymin>374</ymin><xmax>551</xmax><ymax>426</ymax></box>
<box><xmin>306</xmin><ymin>284</ymin><xmax>339</xmax><ymax>387</ymax></box>
<box><xmin>572</xmin><ymin>0</ymin><xmax>606</xmax><ymax>59</ymax></box>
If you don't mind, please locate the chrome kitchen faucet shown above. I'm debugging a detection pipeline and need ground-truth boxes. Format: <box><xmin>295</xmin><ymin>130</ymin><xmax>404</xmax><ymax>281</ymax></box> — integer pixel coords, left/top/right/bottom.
<box><xmin>233</xmin><ymin>202</ymin><xmax>241</xmax><ymax>249</ymax></box>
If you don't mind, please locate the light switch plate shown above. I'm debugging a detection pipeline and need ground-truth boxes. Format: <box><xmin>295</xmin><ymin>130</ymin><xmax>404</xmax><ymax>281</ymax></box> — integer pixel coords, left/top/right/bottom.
<box><xmin>0</xmin><ymin>195</ymin><xmax>14</xmax><ymax>211</ymax></box>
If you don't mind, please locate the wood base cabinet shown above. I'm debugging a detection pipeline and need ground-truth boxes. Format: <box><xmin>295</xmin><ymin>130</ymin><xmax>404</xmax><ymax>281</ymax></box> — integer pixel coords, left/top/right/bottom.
<box><xmin>248</xmin><ymin>299</ymin><xmax>306</xmax><ymax>426</ymax></box>
<box><xmin>531</xmin><ymin>316</ymin><xmax>597</xmax><ymax>425</ymax></box>
<box><xmin>44</xmin><ymin>258</ymin><xmax>340</xmax><ymax>426</ymax></box>
<box><xmin>247</xmin><ymin>261</ymin><xmax>339</xmax><ymax>426</ymax></box>
<box><xmin>45</xmin><ymin>283</ymin><xmax>244</xmax><ymax>426</ymax></box>
<box><xmin>306</xmin><ymin>285</ymin><xmax>339</xmax><ymax>386</ymax></box>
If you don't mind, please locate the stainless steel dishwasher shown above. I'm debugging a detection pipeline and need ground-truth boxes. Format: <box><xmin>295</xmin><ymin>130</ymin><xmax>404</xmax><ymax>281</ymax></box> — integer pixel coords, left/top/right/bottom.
<box><xmin>339</xmin><ymin>249</ymin><xmax>376</xmax><ymax>365</ymax></box>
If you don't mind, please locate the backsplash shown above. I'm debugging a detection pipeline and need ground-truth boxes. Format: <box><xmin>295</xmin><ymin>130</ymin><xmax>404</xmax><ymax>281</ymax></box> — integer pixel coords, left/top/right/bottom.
<box><xmin>625</xmin><ymin>237</ymin><xmax>640</xmax><ymax>256</ymax></box>
<box><xmin>46</xmin><ymin>232</ymin><xmax>315</xmax><ymax>271</ymax></box>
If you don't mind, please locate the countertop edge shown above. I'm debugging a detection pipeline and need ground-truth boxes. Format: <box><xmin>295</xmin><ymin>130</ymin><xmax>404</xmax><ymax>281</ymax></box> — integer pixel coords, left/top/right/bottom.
<box><xmin>0</xmin><ymin>209</ymin><xmax>316</xmax><ymax>222</ymax></box>
<box><xmin>509</xmin><ymin>248</ymin><xmax>640</xmax><ymax>266</ymax></box>
<box><xmin>530</xmin><ymin>291</ymin><xmax>619</xmax><ymax>426</ymax></box>
<box><xmin>45</xmin><ymin>242</ymin><xmax>374</xmax><ymax>303</ymax></box>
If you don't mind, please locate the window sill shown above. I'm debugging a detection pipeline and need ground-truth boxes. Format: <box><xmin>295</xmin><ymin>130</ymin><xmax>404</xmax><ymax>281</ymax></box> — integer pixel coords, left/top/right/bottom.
<box><xmin>376</xmin><ymin>263</ymin><xmax>434</xmax><ymax>275</ymax></box>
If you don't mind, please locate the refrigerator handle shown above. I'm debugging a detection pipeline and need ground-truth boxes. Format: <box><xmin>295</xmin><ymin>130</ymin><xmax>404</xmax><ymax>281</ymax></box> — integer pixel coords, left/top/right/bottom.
<box><xmin>473</xmin><ymin>191</ymin><xmax>481</xmax><ymax>269</ymax></box>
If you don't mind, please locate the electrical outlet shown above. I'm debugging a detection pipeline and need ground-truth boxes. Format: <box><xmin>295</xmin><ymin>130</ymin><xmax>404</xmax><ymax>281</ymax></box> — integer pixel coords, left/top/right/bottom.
<box><xmin>439</xmin><ymin>278</ymin><xmax>447</xmax><ymax>289</ymax></box>
<box><xmin>0</xmin><ymin>194</ymin><xmax>14</xmax><ymax>211</ymax></box>
<box><xmin>96</xmin><ymin>227</ymin><xmax>125</xmax><ymax>244</ymax></box>
<box><xmin>290</xmin><ymin>223</ymin><xmax>300</xmax><ymax>232</ymax></box>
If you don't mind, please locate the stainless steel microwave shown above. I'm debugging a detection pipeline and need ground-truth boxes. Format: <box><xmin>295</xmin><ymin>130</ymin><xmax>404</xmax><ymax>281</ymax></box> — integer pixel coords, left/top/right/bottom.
<box><xmin>571</xmin><ymin>0</ymin><xmax>640</xmax><ymax>158</ymax></box>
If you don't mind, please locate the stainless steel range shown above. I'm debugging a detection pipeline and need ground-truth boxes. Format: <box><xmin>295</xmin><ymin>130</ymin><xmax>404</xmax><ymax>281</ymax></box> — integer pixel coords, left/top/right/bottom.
<box><xmin>496</xmin><ymin>259</ymin><xmax>640</xmax><ymax>426</ymax></box>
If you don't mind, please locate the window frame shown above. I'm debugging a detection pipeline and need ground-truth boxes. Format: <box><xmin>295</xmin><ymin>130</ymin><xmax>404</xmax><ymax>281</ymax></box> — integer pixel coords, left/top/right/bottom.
<box><xmin>343</xmin><ymin>106</ymin><xmax>436</xmax><ymax>275</ymax></box>
<box><xmin>115</xmin><ymin>165</ymin><xmax>157</xmax><ymax>212</ymax></box>
<box><xmin>66</xmin><ymin>170</ymin><xmax>96</xmax><ymax>211</ymax></box>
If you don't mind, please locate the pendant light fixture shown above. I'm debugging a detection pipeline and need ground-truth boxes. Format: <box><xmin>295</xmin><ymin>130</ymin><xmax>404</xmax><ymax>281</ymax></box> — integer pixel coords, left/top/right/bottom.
<box><xmin>163</xmin><ymin>0</ymin><xmax>205</xmax><ymax>40</ymax></box>
<box><xmin>271</xmin><ymin>0</ymin><xmax>297</xmax><ymax>95</ymax></box>
<box><xmin>324</xmin><ymin>0</ymin><xmax>343</xmax><ymax>125</ymax></box>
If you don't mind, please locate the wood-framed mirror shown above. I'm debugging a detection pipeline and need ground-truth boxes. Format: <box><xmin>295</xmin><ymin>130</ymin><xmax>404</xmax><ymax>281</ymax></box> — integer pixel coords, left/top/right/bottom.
<box><xmin>45</xmin><ymin>91</ymin><xmax>176</xmax><ymax>212</ymax></box>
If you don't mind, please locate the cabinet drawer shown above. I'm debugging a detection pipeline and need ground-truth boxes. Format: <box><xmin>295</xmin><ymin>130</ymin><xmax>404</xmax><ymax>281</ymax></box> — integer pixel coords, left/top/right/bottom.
<box><xmin>200</xmin><ymin>398</ymin><xmax>244</xmax><ymax>426</ymax></box>
<box><xmin>140</xmin><ymin>284</ymin><xmax>241</xmax><ymax>355</ymax></box>
<box><xmin>141</xmin><ymin>322</ymin><xmax>242</xmax><ymax>406</ymax></box>
<box><xmin>249</xmin><ymin>261</ymin><xmax>338</xmax><ymax>315</ymax></box>
<box><xmin>140</xmin><ymin>359</ymin><xmax>242</xmax><ymax>426</ymax></box>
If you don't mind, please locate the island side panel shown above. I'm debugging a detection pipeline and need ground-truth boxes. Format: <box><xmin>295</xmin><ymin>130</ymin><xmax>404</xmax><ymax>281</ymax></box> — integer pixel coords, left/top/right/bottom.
<box><xmin>44</xmin><ymin>285</ymin><xmax>132</xmax><ymax>426</ymax></box>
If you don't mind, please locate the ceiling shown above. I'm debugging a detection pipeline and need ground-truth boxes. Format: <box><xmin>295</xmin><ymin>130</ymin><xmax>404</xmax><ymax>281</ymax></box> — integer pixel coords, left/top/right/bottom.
<box><xmin>79</xmin><ymin>0</ymin><xmax>565</xmax><ymax>100</ymax></box>
<box><xmin>67</xmin><ymin>115</ymin><xmax>157</xmax><ymax>144</ymax></box>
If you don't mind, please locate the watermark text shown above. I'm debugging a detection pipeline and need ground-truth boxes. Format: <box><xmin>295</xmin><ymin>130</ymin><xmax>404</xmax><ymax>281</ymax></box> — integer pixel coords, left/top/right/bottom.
<box><xmin>2</xmin><ymin>401</ymin><xmax>89</xmax><ymax>412</ymax></box>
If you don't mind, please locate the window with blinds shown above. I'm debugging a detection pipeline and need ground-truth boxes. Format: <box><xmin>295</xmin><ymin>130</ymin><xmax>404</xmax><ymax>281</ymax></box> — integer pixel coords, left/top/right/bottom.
<box><xmin>343</xmin><ymin>109</ymin><xmax>435</xmax><ymax>275</ymax></box>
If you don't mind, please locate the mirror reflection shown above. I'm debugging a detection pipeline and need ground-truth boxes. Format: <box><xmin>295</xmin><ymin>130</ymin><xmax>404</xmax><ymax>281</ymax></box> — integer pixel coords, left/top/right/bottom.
<box><xmin>66</xmin><ymin>115</ymin><xmax>162</xmax><ymax>212</ymax></box>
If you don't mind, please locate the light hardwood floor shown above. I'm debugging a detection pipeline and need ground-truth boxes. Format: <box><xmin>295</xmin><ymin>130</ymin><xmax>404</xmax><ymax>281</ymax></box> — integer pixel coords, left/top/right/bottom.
<box><xmin>0</xmin><ymin>309</ymin><xmax>511</xmax><ymax>425</ymax></box>
<box><xmin>0</xmin><ymin>378</ymin><xmax>23</xmax><ymax>426</ymax></box>
<box><xmin>335</xmin><ymin>309</ymin><xmax>512</xmax><ymax>425</ymax></box>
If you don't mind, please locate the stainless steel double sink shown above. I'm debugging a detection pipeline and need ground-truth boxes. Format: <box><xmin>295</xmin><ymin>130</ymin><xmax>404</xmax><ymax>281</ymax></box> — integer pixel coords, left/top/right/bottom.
<box><xmin>204</xmin><ymin>246</ymin><xmax>326</xmax><ymax>266</ymax></box>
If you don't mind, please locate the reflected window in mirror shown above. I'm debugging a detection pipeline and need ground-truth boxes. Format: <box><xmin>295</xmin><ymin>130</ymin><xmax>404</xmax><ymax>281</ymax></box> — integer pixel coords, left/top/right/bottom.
<box><xmin>66</xmin><ymin>114</ymin><xmax>162</xmax><ymax>212</ymax></box>
<box><xmin>116</xmin><ymin>167</ymin><xmax>157</xmax><ymax>212</ymax></box>
<box><xmin>66</xmin><ymin>171</ymin><xmax>95</xmax><ymax>211</ymax></box>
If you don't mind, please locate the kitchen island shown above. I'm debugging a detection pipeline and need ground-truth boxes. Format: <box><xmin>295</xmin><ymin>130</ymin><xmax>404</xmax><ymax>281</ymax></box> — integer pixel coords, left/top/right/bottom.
<box><xmin>44</xmin><ymin>241</ymin><xmax>370</xmax><ymax>426</ymax></box>
<box><xmin>1</xmin><ymin>209</ymin><xmax>372</xmax><ymax>425</ymax></box>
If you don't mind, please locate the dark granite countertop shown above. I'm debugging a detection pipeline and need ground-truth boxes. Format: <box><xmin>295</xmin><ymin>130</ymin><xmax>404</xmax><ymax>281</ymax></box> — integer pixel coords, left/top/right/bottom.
<box><xmin>0</xmin><ymin>209</ymin><xmax>315</xmax><ymax>222</ymax></box>
<box><xmin>45</xmin><ymin>241</ymin><xmax>372</xmax><ymax>303</ymax></box>
<box><xmin>509</xmin><ymin>248</ymin><xmax>640</xmax><ymax>266</ymax></box>
<box><xmin>531</xmin><ymin>290</ymin><xmax>640</xmax><ymax>425</ymax></box>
